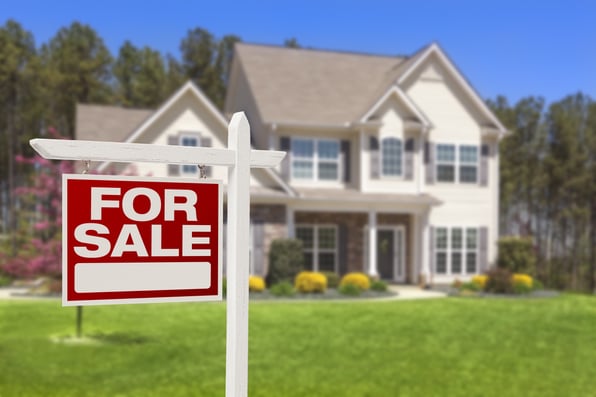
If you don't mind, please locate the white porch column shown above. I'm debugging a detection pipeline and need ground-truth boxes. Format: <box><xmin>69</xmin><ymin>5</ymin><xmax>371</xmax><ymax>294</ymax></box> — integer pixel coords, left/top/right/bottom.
<box><xmin>286</xmin><ymin>207</ymin><xmax>295</xmax><ymax>238</ymax></box>
<box><xmin>421</xmin><ymin>210</ymin><xmax>431</xmax><ymax>286</ymax></box>
<box><xmin>368</xmin><ymin>210</ymin><xmax>378</xmax><ymax>278</ymax></box>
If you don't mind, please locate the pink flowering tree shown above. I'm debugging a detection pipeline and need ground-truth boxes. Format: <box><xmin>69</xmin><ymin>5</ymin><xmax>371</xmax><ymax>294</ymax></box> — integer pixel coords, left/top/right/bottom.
<box><xmin>0</xmin><ymin>129</ymin><xmax>74</xmax><ymax>279</ymax></box>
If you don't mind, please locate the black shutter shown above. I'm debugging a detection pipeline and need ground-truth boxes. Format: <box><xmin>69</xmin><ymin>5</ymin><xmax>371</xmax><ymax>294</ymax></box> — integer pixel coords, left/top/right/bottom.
<box><xmin>200</xmin><ymin>137</ymin><xmax>213</xmax><ymax>177</ymax></box>
<box><xmin>252</xmin><ymin>221</ymin><xmax>265</xmax><ymax>276</ymax></box>
<box><xmin>479</xmin><ymin>227</ymin><xmax>488</xmax><ymax>273</ymax></box>
<box><xmin>370</xmin><ymin>136</ymin><xmax>380</xmax><ymax>179</ymax></box>
<box><xmin>404</xmin><ymin>138</ymin><xmax>415</xmax><ymax>181</ymax></box>
<box><xmin>338</xmin><ymin>224</ymin><xmax>348</xmax><ymax>276</ymax></box>
<box><xmin>429</xmin><ymin>227</ymin><xmax>435</xmax><ymax>276</ymax></box>
<box><xmin>425</xmin><ymin>141</ymin><xmax>434</xmax><ymax>184</ymax></box>
<box><xmin>280</xmin><ymin>137</ymin><xmax>291</xmax><ymax>180</ymax></box>
<box><xmin>480</xmin><ymin>144</ymin><xmax>490</xmax><ymax>187</ymax></box>
<box><xmin>167</xmin><ymin>135</ymin><xmax>180</xmax><ymax>176</ymax></box>
<box><xmin>340</xmin><ymin>140</ymin><xmax>351</xmax><ymax>183</ymax></box>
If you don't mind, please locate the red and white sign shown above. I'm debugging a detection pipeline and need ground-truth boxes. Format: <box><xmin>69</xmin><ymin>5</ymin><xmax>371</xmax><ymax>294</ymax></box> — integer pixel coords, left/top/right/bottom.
<box><xmin>62</xmin><ymin>174</ymin><xmax>222</xmax><ymax>306</ymax></box>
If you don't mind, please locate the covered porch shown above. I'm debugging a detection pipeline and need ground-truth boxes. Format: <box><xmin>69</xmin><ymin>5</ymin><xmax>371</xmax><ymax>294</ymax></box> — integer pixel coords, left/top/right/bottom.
<box><xmin>286</xmin><ymin>189</ymin><xmax>440</xmax><ymax>284</ymax></box>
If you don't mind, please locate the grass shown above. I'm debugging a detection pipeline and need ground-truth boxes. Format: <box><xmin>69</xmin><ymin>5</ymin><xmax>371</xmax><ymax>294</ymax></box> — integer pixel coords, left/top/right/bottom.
<box><xmin>0</xmin><ymin>295</ymin><xmax>595</xmax><ymax>396</ymax></box>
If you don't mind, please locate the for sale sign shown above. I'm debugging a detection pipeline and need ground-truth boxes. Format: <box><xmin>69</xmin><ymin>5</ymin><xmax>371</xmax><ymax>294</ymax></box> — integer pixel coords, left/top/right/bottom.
<box><xmin>62</xmin><ymin>174</ymin><xmax>222</xmax><ymax>306</ymax></box>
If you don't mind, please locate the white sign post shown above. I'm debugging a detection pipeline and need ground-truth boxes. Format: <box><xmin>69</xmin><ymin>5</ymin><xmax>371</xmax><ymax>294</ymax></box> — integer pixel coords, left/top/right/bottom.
<box><xmin>30</xmin><ymin>112</ymin><xmax>284</xmax><ymax>397</ymax></box>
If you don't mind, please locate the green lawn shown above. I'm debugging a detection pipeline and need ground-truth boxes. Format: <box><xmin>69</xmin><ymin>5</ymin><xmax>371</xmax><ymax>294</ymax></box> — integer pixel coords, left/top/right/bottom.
<box><xmin>0</xmin><ymin>295</ymin><xmax>595</xmax><ymax>397</ymax></box>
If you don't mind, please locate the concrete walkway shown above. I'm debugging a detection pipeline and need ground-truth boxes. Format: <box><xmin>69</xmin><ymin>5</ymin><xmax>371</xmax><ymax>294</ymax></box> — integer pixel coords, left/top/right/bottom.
<box><xmin>387</xmin><ymin>285</ymin><xmax>447</xmax><ymax>300</ymax></box>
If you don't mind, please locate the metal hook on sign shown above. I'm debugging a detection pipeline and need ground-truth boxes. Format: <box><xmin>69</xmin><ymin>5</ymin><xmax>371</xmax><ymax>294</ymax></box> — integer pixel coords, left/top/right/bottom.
<box><xmin>82</xmin><ymin>160</ymin><xmax>90</xmax><ymax>175</ymax></box>
<box><xmin>197</xmin><ymin>164</ymin><xmax>207</xmax><ymax>179</ymax></box>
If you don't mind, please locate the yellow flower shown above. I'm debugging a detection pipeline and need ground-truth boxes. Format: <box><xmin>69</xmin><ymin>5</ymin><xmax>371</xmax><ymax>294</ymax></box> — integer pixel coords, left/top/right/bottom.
<box><xmin>512</xmin><ymin>273</ymin><xmax>533</xmax><ymax>288</ymax></box>
<box><xmin>340</xmin><ymin>272</ymin><xmax>371</xmax><ymax>291</ymax></box>
<box><xmin>472</xmin><ymin>275</ymin><xmax>488</xmax><ymax>289</ymax></box>
<box><xmin>249</xmin><ymin>275</ymin><xmax>266</xmax><ymax>292</ymax></box>
<box><xmin>295</xmin><ymin>271</ymin><xmax>327</xmax><ymax>293</ymax></box>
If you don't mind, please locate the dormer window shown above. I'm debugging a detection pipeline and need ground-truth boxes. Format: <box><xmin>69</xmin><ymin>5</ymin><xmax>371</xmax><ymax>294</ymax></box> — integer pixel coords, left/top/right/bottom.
<box><xmin>291</xmin><ymin>138</ymin><xmax>340</xmax><ymax>181</ymax></box>
<box><xmin>381</xmin><ymin>137</ymin><xmax>403</xmax><ymax>177</ymax></box>
<box><xmin>180</xmin><ymin>134</ymin><xmax>200</xmax><ymax>175</ymax></box>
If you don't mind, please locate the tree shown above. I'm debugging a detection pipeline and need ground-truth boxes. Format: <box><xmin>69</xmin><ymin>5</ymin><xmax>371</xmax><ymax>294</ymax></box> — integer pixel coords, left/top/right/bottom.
<box><xmin>113</xmin><ymin>40</ymin><xmax>140</xmax><ymax>107</ymax></box>
<box><xmin>41</xmin><ymin>22</ymin><xmax>113</xmax><ymax>136</ymax></box>
<box><xmin>0</xmin><ymin>20</ymin><xmax>42</xmax><ymax>253</ymax></box>
<box><xmin>0</xmin><ymin>128</ymin><xmax>74</xmax><ymax>279</ymax></box>
<box><xmin>113</xmin><ymin>41</ymin><xmax>167</xmax><ymax>108</ymax></box>
<box><xmin>283</xmin><ymin>38</ymin><xmax>301</xmax><ymax>48</ymax></box>
<box><xmin>179</xmin><ymin>28</ymin><xmax>241</xmax><ymax>109</ymax></box>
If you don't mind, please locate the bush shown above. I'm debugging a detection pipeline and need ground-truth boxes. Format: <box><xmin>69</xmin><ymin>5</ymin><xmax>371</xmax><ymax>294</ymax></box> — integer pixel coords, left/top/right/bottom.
<box><xmin>532</xmin><ymin>278</ymin><xmax>544</xmax><ymax>291</ymax></box>
<box><xmin>471</xmin><ymin>275</ymin><xmax>488</xmax><ymax>290</ymax></box>
<box><xmin>370</xmin><ymin>279</ymin><xmax>388</xmax><ymax>292</ymax></box>
<box><xmin>249</xmin><ymin>275</ymin><xmax>266</xmax><ymax>292</ymax></box>
<box><xmin>321</xmin><ymin>271</ymin><xmax>340</xmax><ymax>289</ymax></box>
<box><xmin>266</xmin><ymin>239</ymin><xmax>304</xmax><ymax>285</ymax></box>
<box><xmin>461</xmin><ymin>281</ymin><xmax>481</xmax><ymax>292</ymax></box>
<box><xmin>339</xmin><ymin>283</ymin><xmax>361</xmax><ymax>296</ymax></box>
<box><xmin>512</xmin><ymin>273</ymin><xmax>533</xmax><ymax>289</ymax></box>
<box><xmin>485</xmin><ymin>267</ymin><xmax>514</xmax><ymax>294</ymax></box>
<box><xmin>222</xmin><ymin>277</ymin><xmax>227</xmax><ymax>297</ymax></box>
<box><xmin>270</xmin><ymin>281</ymin><xmax>295</xmax><ymax>297</ymax></box>
<box><xmin>497</xmin><ymin>236</ymin><xmax>536</xmax><ymax>275</ymax></box>
<box><xmin>295</xmin><ymin>271</ymin><xmax>327</xmax><ymax>293</ymax></box>
<box><xmin>340</xmin><ymin>272</ymin><xmax>370</xmax><ymax>291</ymax></box>
<box><xmin>0</xmin><ymin>273</ymin><xmax>13</xmax><ymax>287</ymax></box>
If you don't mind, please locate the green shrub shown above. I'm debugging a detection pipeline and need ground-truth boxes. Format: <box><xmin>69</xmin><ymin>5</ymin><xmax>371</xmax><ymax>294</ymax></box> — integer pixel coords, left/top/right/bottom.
<box><xmin>370</xmin><ymin>280</ymin><xmax>388</xmax><ymax>292</ymax></box>
<box><xmin>339</xmin><ymin>283</ymin><xmax>361</xmax><ymax>296</ymax></box>
<box><xmin>485</xmin><ymin>267</ymin><xmax>513</xmax><ymax>294</ymax></box>
<box><xmin>0</xmin><ymin>274</ymin><xmax>12</xmax><ymax>287</ymax></box>
<box><xmin>270</xmin><ymin>281</ymin><xmax>295</xmax><ymax>297</ymax></box>
<box><xmin>497</xmin><ymin>236</ymin><xmax>536</xmax><ymax>275</ymax></box>
<box><xmin>266</xmin><ymin>239</ymin><xmax>304</xmax><ymax>285</ymax></box>
<box><xmin>461</xmin><ymin>281</ymin><xmax>480</xmax><ymax>292</ymax></box>
<box><xmin>340</xmin><ymin>272</ymin><xmax>370</xmax><ymax>291</ymax></box>
<box><xmin>321</xmin><ymin>271</ymin><xmax>340</xmax><ymax>288</ymax></box>
<box><xmin>222</xmin><ymin>277</ymin><xmax>227</xmax><ymax>297</ymax></box>
<box><xmin>532</xmin><ymin>279</ymin><xmax>544</xmax><ymax>290</ymax></box>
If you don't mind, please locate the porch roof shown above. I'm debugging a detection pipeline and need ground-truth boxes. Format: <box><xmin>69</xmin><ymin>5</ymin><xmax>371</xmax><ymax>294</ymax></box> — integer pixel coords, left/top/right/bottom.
<box><xmin>294</xmin><ymin>188</ymin><xmax>441</xmax><ymax>206</ymax></box>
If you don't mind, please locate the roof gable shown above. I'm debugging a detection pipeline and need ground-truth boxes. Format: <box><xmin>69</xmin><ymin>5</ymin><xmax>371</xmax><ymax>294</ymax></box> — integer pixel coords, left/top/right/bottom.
<box><xmin>397</xmin><ymin>43</ymin><xmax>507</xmax><ymax>134</ymax></box>
<box><xmin>361</xmin><ymin>85</ymin><xmax>432</xmax><ymax>128</ymax></box>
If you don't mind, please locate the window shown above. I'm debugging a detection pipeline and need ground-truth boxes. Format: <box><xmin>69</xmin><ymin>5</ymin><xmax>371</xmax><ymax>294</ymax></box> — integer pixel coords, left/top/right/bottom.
<box><xmin>381</xmin><ymin>137</ymin><xmax>402</xmax><ymax>176</ymax></box>
<box><xmin>435</xmin><ymin>227</ymin><xmax>478</xmax><ymax>275</ymax></box>
<box><xmin>291</xmin><ymin>138</ymin><xmax>340</xmax><ymax>181</ymax></box>
<box><xmin>459</xmin><ymin>145</ymin><xmax>478</xmax><ymax>183</ymax></box>
<box><xmin>436</xmin><ymin>144</ymin><xmax>478</xmax><ymax>183</ymax></box>
<box><xmin>180</xmin><ymin>135</ymin><xmax>200</xmax><ymax>174</ymax></box>
<box><xmin>295</xmin><ymin>225</ymin><xmax>337</xmax><ymax>272</ymax></box>
<box><xmin>436</xmin><ymin>144</ymin><xmax>456</xmax><ymax>182</ymax></box>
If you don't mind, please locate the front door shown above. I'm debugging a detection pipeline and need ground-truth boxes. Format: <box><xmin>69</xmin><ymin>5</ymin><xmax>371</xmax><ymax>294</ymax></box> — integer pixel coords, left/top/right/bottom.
<box><xmin>377</xmin><ymin>230</ymin><xmax>395</xmax><ymax>280</ymax></box>
<box><xmin>376</xmin><ymin>227</ymin><xmax>406</xmax><ymax>282</ymax></box>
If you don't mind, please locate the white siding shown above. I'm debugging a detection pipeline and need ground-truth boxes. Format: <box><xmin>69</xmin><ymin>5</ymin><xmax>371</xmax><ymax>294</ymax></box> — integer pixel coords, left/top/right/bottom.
<box><xmin>406</xmin><ymin>61</ymin><xmax>500</xmax><ymax>277</ymax></box>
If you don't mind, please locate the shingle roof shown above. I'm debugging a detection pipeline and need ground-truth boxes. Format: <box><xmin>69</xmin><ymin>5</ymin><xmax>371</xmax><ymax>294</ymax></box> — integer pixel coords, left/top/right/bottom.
<box><xmin>234</xmin><ymin>43</ymin><xmax>410</xmax><ymax>125</ymax></box>
<box><xmin>76</xmin><ymin>104</ymin><xmax>153</xmax><ymax>142</ymax></box>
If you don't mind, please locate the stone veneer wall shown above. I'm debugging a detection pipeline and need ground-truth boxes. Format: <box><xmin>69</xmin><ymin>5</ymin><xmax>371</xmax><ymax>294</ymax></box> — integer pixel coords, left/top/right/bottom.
<box><xmin>295</xmin><ymin>211</ymin><xmax>413</xmax><ymax>281</ymax></box>
<box><xmin>295</xmin><ymin>212</ymin><xmax>368</xmax><ymax>274</ymax></box>
<box><xmin>250</xmin><ymin>204</ymin><xmax>287</xmax><ymax>275</ymax></box>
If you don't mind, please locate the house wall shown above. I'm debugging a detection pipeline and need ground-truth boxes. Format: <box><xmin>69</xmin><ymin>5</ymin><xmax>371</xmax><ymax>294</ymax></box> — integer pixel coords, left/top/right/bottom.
<box><xmin>405</xmin><ymin>58</ymin><xmax>499</xmax><ymax>281</ymax></box>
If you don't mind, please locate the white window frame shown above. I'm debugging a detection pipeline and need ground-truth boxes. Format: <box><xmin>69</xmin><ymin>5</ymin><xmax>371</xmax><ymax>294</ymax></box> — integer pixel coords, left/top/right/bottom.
<box><xmin>291</xmin><ymin>137</ymin><xmax>340</xmax><ymax>182</ymax></box>
<box><xmin>435</xmin><ymin>143</ymin><xmax>479</xmax><ymax>184</ymax></box>
<box><xmin>380</xmin><ymin>137</ymin><xmax>404</xmax><ymax>178</ymax></box>
<box><xmin>179</xmin><ymin>133</ymin><xmax>201</xmax><ymax>175</ymax></box>
<box><xmin>434</xmin><ymin>226</ymin><xmax>479</xmax><ymax>275</ymax></box>
<box><xmin>295</xmin><ymin>224</ymin><xmax>338</xmax><ymax>273</ymax></box>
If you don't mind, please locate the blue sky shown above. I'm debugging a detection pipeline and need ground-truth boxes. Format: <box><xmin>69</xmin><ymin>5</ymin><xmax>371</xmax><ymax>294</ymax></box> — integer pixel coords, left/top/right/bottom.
<box><xmin>2</xmin><ymin>0</ymin><xmax>594</xmax><ymax>105</ymax></box>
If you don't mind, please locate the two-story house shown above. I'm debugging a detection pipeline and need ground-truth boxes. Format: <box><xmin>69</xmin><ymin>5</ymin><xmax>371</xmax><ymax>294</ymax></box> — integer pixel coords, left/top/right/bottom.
<box><xmin>76</xmin><ymin>42</ymin><xmax>507</xmax><ymax>285</ymax></box>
